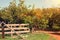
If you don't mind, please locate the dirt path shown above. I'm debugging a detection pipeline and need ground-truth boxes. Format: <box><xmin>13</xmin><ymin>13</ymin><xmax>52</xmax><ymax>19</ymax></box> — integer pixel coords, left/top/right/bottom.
<box><xmin>33</xmin><ymin>31</ymin><xmax>60</xmax><ymax>40</ymax></box>
<box><xmin>48</xmin><ymin>33</ymin><xmax>60</xmax><ymax>40</ymax></box>
<box><xmin>43</xmin><ymin>31</ymin><xmax>60</xmax><ymax>40</ymax></box>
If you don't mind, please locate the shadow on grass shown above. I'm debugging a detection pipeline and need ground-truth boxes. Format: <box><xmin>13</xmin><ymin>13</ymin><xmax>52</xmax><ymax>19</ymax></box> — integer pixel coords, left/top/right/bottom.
<box><xmin>50</xmin><ymin>33</ymin><xmax>60</xmax><ymax>35</ymax></box>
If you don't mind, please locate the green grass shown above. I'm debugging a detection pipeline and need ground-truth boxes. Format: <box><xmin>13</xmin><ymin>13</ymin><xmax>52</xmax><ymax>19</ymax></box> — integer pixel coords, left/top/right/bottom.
<box><xmin>25</xmin><ymin>33</ymin><xmax>56</xmax><ymax>40</ymax></box>
<box><xmin>0</xmin><ymin>33</ymin><xmax>56</xmax><ymax>40</ymax></box>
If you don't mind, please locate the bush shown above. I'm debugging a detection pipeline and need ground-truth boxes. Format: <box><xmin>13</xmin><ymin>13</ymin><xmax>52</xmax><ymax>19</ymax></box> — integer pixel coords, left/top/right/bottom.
<box><xmin>39</xmin><ymin>16</ymin><xmax>48</xmax><ymax>30</ymax></box>
<box><xmin>53</xmin><ymin>24</ymin><xmax>60</xmax><ymax>31</ymax></box>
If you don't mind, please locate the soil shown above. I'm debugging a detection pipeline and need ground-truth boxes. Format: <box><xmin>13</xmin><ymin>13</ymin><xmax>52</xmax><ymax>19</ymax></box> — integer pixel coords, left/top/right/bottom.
<box><xmin>32</xmin><ymin>30</ymin><xmax>60</xmax><ymax>40</ymax></box>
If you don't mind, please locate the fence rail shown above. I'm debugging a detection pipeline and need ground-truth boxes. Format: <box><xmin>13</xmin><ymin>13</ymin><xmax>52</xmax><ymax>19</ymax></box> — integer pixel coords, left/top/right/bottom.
<box><xmin>0</xmin><ymin>27</ymin><xmax>29</xmax><ymax>30</ymax></box>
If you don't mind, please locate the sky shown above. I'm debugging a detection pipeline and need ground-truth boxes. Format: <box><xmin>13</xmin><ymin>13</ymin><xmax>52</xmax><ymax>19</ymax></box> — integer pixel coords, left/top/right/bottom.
<box><xmin>0</xmin><ymin>0</ymin><xmax>60</xmax><ymax>8</ymax></box>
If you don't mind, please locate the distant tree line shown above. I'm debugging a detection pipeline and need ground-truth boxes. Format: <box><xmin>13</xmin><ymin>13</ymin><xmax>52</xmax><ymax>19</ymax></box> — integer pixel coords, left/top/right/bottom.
<box><xmin>0</xmin><ymin>0</ymin><xmax>60</xmax><ymax>31</ymax></box>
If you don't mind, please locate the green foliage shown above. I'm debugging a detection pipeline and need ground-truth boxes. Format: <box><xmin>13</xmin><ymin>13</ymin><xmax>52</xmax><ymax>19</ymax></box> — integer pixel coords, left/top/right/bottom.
<box><xmin>39</xmin><ymin>16</ymin><xmax>48</xmax><ymax>30</ymax></box>
<box><xmin>0</xmin><ymin>0</ymin><xmax>60</xmax><ymax>30</ymax></box>
<box><xmin>53</xmin><ymin>24</ymin><xmax>60</xmax><ymax>31</ymax></box>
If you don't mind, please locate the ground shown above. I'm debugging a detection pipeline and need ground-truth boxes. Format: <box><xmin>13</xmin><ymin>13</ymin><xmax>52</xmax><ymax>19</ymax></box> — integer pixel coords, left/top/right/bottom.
<box><xmin>0</xmin><ymin>31</ymin><xmax>60</xmax><ymax>40</ymax></box>
<box><xmin>33</xmin><ymin>30</ymin><xmax>60</xmax><ymax>40</ymax></box>
<box><xmin>0</xmin><ymin>32</ymin><xmax>56</xmax><ymax>40</ymax></box>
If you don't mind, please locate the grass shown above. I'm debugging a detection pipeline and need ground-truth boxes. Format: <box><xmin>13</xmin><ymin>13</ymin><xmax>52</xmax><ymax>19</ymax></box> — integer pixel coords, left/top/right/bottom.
<box><xmin>0</xmin><ymin>33</ymin><xmax>56</xmax><ymax>40</ymax></box>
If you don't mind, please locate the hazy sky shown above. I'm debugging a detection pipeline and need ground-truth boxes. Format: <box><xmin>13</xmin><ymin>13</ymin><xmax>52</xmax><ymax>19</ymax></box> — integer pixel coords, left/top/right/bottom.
<box><xmin>0</xmin><ymin>0</ymin><xmax>60</xmax><ymax>8</ymax></box>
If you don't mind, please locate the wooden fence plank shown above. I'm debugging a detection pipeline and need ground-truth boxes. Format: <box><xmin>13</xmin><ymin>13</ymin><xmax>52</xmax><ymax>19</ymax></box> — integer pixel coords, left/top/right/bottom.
<box><xmin>0</xmin><ymin>31</ymin><xmax>30</xmax><ymax>34</ymax></box>
<box><xmin>0</xmin><ymin>27</ymin><xmax>29</xmax><ymax>30</ymax></box>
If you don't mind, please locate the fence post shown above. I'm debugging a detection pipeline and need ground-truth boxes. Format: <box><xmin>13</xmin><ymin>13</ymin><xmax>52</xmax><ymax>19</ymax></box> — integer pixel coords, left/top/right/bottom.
<box><xmin>1</xmin><ymin>21</ymin><xmax>5</xmax><ymax>38</ymax></box>
<box><xmin>11</xmin><ymin>26</ymin><xmax>13</xmax><ymax>37</ymax></box>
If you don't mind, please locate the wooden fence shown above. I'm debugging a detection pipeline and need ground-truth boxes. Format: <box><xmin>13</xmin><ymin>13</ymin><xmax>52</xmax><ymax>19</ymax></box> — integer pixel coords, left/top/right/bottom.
<box><xmin>0</xmin><ymin>24</ymin><xmax>30</xmax><ymax>37</ymax></box>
